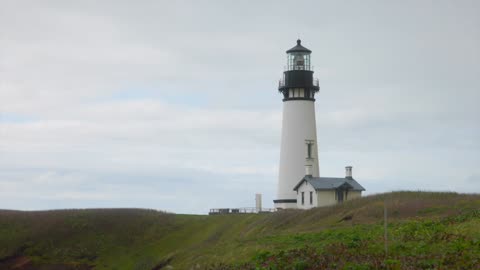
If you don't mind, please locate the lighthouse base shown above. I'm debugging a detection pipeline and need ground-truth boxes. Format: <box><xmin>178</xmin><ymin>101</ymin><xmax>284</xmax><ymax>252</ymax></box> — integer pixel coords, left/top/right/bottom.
<box><xmin>273</xmin><ymin>199</ymin><xmax>297</xmax><ymax>210</ymax></box>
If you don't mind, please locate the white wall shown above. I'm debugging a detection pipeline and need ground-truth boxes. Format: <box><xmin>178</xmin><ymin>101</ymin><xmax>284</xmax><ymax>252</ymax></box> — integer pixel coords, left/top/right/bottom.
<box><xmin>275</xmin><ymin>201</ymin><xmax>298</xmax><ymax>209</ymax></box>
<box><xmin>317</xmin><ymin>190</ymin><xmax>363</xmax><ymax>207</ymax></box>
<box><xmin>296</xmin><ymin>183</ymin><xmax>364</xmax><ymax>209</ymax></box>
<box><xmin>276</xmin><ymin>100</ymin><xmax>319</xmax><ymax>209</ymax></box>
<box><xmin>317</xmin><ymin>190</ymin><xmax>337</xmax><ymax>207</ymax></box>
<box><xmin>296</xmin><ymin>180</ymin><xmax>318</xmax><ymax>209</ymax></box>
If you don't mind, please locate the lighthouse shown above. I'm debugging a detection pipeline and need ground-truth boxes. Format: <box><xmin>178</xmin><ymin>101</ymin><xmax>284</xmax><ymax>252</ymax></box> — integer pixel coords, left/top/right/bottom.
<box><xmin>274</xmin><ymin>40</ymin><xmax>320</xmax><ymax>209</ymax></box>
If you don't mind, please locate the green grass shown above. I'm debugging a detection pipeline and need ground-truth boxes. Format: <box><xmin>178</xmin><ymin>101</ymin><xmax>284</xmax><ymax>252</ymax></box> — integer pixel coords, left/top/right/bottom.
<box><xmin>1</xmin><ymin>191</ymin><xmax>479</xmax><ymax>269</ymax></box>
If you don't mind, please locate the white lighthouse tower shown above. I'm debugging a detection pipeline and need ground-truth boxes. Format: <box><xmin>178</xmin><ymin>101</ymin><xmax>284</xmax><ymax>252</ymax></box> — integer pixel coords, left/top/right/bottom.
<box><xmin>274</xmin><ymin>40</ymin><xmax>320</xmax><ymax>209</ymax></box>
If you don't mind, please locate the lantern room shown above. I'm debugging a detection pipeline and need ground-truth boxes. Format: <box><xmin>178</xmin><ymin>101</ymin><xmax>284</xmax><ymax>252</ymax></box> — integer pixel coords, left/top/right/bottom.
<box><xmin>286</xmin><ymin>39</ymin><xmax>312</xmax><ymax>71</ymax></box>
<box><xmin>278</xmin><ymin>39</ymin><xmax>319</xmax><ymax>101</ymax></box>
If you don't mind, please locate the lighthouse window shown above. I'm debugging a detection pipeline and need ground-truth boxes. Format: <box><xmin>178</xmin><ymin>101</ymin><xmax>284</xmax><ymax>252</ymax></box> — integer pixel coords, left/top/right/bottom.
<box><xmin>299</xmin><ymin>88</ymin><xmax>304</xmax><ymax>97</ymax></box>
<box><xmin>310</xmin><ymin>192</ymin><xmax>313</xmax><ymax>205</ymax></box>
<box><xmin>289</xmin><ymin>89</ymin><xmax>294</xmax><ymax>97</ymax></box>
<box><xmin>287</xmin><ymin>51</ymin><xmax>311</xmax><ymax>71</ymax></box>
<box><xmin>306</xmin><ymin>141</ymin><xmax>314</xmax><ymax>159</ymax></box>
<box><xmin>301</xmin><ymin>192</ymin><xmax>305</xmax><ymax>205</ymax></box>
<box><xmin>293</xmin><ymin>53</ymin><xmax>305</xmax><ymax>70</ymax></box>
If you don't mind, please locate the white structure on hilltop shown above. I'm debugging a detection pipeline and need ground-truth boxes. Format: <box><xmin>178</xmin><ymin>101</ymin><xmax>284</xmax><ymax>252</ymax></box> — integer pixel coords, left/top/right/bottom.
<box><xmin>294</xmin><ymin>166</ymin><xmax>364</xmax><ymax>209</ymax></box>
<box><xmin>255</xmin><ymin>193</ymin><xmax>262</xmax><ymax>212</ymax></box>
<box><xmin>273</xmin><ymin>40</ymin><xmax>365</xmax><ymax>210</ymax></box>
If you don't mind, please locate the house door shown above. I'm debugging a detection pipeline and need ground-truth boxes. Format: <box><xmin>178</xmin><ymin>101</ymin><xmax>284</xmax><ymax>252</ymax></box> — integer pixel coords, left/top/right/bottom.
<box><xmin>336</xmin><ymin>189</ymin><xmax>344</xmax><ymax>203</ymax></box>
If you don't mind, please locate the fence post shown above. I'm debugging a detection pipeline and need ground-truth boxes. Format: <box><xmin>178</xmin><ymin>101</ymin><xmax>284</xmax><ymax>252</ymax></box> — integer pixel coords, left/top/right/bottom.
<box><xmin>384</xmin><ymin>197</ymin><xmax>388</xmax><ymax>258</ymax></box>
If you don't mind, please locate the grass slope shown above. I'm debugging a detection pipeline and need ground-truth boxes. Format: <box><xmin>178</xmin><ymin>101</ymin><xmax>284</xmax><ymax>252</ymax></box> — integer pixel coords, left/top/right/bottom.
<box><xmin>1</xmin><ymin>191</ymin><xmax>479</xmax><ymax>269</ymax></box>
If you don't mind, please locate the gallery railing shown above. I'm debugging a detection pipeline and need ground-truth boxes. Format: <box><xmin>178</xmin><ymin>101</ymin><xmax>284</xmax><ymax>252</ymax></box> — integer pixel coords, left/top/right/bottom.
<box><xmin>279</xmin><ymin>78</ymin><xmax>319</xmax><ymax>88</ymax></box>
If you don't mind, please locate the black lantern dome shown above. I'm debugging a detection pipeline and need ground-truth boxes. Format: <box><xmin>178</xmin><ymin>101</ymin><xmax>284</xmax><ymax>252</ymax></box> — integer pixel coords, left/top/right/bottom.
<box><xmin>286</xmin><ymin>39</ymin><xmax>312</xmax><ymax>53</ymax></box>
<box><xmin>279</xmin><ymin>39</ymin><xmax>319</xmax><ymax>101</ymax></box>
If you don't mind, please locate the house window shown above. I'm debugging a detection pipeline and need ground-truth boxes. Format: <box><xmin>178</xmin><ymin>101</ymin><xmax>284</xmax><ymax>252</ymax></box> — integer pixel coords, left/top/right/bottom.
<box><xmin>310</xmin><ymin>192</ymin><xmax>313</xmax><ymax>205</ymax></box>
<box><xmin>301</xmin><ymin>192</ymin><xmax>305</xmax><ymax>205</ymax></box>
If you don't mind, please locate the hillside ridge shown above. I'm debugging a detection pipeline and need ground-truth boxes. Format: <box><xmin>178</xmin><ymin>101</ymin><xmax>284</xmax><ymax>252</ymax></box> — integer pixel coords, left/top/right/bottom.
<box><xmin>1</xmin><ymin>191</ymin><xmax>479</xmax><ymax>269</ymax></box>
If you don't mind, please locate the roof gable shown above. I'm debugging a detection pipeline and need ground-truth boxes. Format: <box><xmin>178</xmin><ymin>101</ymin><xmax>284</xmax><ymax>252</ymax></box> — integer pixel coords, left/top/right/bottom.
<box><xmin>292</xmin><ymin>178</ymin><xmax>308</xmax><ymax>191</ymax></box>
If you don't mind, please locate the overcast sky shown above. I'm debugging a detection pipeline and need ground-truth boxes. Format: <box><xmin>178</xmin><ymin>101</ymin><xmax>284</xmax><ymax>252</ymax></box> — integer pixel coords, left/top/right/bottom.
<box><xmin>1</xmin><ymin>0</ymin><xmax>479</xmax><ymax>214</ymax></box>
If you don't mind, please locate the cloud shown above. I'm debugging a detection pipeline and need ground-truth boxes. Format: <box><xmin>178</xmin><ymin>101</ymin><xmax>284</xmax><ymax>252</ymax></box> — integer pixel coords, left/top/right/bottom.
<box><xmin>1</xmin><ymin>1</ymin><xmax>479</xmax><ymax>213</ymax></box>
<box><xmin>466</xmin><ymin>174</ymin><xmax>480</xmax><ymax>183</ymax></box>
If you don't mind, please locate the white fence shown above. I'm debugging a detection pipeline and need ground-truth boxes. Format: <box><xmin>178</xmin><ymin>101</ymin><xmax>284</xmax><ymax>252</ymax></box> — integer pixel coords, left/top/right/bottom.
<box><xmin>208</xmin><ymin>207</ymin><xmax>276</xmax><ymax>215</ymax></box>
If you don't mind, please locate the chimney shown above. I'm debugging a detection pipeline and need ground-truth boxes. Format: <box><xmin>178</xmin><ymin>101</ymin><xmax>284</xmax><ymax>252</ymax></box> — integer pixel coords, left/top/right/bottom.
<box><xmin>305</xmin><ymin>165</ymin><xmax>313</xmax><ymax>176</ymax></box>
<box><xmin>345</xmin><ymin>166</ymin><xmax>353</xmax><ymax>178</ymax></box>
<box><xmin>255</xmin><ymin>193</ymin><xmax>262</xmax><ymax>213</ymax></box>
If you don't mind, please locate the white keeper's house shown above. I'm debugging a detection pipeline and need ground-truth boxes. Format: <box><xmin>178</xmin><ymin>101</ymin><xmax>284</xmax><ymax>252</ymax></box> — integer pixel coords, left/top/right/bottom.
<box><xmin>273</xmin><ymin>40</ymin><xmax>365</xmax><ymax>210</ymax></box>
<box><xmin>293</xmin><ymin>166</ymin><xmax>364</xmax><ymax>209</ymax></box>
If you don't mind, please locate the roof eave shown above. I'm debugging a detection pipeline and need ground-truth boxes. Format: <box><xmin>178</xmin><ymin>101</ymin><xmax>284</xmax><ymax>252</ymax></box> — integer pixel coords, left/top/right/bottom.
<box><xmin>286</xmin><ymin>48</ymin><xmax>312</xmax><ymax>53</ymax></box>
<box><xmin>313</xmin><ymin>187</ymin><xmax>365</xmax><ymax>191</ymax></box>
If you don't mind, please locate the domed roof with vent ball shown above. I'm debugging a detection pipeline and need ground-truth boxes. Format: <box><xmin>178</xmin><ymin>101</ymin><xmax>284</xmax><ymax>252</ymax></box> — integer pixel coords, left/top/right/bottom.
<box><xmin>286</xmin><ymin>39</ymin><xmax>312</xmax><ymax>53</ymax></box>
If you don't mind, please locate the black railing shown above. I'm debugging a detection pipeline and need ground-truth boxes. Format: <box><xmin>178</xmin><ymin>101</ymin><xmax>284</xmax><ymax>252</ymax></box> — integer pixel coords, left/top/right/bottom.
<box><xmin>279</xmin><ymin>78</ymin><xmax>319</xmax><ymax>88</ymax></box>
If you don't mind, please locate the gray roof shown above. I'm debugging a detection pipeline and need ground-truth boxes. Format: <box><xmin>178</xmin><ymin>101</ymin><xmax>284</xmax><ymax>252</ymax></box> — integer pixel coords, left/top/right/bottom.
<box><xmin>293</xmin><ymin>176</ymin><xmax>365</xmax><ymax>191</ymax></box>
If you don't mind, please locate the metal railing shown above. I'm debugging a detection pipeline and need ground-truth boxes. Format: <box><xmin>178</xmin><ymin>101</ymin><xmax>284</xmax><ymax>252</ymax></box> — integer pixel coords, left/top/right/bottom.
<box><xmin>209</xmin><ymin>207</ymin><xmax>276</xmax><ymax>215</ymax></box>
<box><xmin>284</xmin><ymin>65</ymin><xmax>315</xmax><ymax>71</ymax></box>
<box><xmin>279</xmin><ymin>78</ymin><xmax>319</xmax><ymax>88</ymax></box>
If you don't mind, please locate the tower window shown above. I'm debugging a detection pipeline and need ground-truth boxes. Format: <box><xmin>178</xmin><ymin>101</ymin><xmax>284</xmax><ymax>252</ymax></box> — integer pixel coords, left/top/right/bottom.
<box><xmin>301</xmin><ymin>192</ymin><xmax>305</xmax><ymax>205</ymax></box>
<box><xmin>299</xmin><ymin>88</ymin><xmax>304</xmax><ymax>97</ymax></box>
<box><xmin>305</xmin><ymin>140</ymin><xmax>314</xmax><ymax>160</ymax></box>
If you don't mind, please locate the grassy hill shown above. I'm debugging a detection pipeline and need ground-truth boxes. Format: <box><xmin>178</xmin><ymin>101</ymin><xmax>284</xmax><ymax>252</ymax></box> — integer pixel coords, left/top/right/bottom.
<box><xmin>1</xmin><ymin>191</ymin><xmax>479</xmax><ymax>269</ymax></box>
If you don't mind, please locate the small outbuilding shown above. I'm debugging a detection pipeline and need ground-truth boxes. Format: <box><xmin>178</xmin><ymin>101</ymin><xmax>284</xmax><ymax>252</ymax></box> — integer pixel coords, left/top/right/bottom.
<box><xmin>293</xmin><ymin>166</ymin><xmax>365</xmax><ymax>209</ymax></box>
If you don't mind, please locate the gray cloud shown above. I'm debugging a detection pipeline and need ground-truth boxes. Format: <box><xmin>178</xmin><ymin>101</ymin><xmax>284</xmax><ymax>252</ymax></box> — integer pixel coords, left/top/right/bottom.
<box><xmin>1</xmin><ymin>1</ymin><xmax>479</xmax><ymax>213</ymax></box>
<box><xmin>466</xmin><ymin>174</ymin><xmax>480</xmax><ymax>183</ymax></box>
